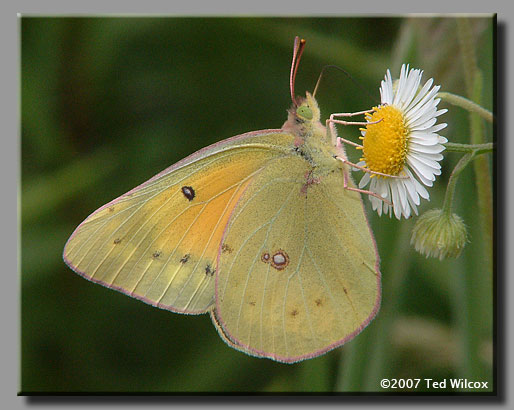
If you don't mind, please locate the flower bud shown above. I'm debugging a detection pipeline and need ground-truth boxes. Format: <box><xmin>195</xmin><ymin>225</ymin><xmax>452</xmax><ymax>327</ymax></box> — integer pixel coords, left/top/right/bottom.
<box><xmin>411</xmin><ymin>209</ymin><xmax>468</xmax><ymax>260</ymax></box>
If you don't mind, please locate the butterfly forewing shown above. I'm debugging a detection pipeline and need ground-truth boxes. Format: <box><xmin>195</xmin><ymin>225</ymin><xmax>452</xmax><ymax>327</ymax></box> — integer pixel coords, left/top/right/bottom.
<box><xmin>63</xmin><ymin>131</ymin><xmax>294</xmax><ymax>314</ymax></box>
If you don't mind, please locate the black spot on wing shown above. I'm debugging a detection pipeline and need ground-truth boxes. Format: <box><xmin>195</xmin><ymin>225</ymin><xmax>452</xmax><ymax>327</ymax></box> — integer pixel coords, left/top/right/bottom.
<box><xmin>205</xmin><ymin>264</ymin><xmax>215</xmax><ymax>277</ymax></box>
<box><xmin>293</xmin><ymin>146</ymin><xmax>313</xmax><ymax>163</ymax></box>
<box><xmin>181</xmin><ymin>186</ymin><xmax>195</xmax><ymax>201</ymax></box>
<box><xmin>271</xmin><ymin>249</ymin><xmax>289</xmax><ymax>271</ymax></box>
<box><xmin>221</xmin><ymin>243</ymin><xmax>233</xmax><ymax>254</ymax></box>
<box><xmin>261</xmin><ymin>249</ymin><xmax>290</xmax><ymax>271</ymax></box>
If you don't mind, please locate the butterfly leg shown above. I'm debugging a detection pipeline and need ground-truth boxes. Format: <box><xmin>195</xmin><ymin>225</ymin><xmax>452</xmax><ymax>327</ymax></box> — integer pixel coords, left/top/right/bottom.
<box><xmin>326</xmin><ymin>117</ymin><xmax>339</xmax><ymax>147</ymax></box>
<box><xmin>326</xmin><ymin>110</ymin><xmax>382</xmax><ymax>147</ymax></box>
<box><xmin>330</xmin><ymin>134</ymin><xmax>391</xmax><ymax>204</ymax></box>
<box><xmin>340</xmin><ymin>166</ymin><xmax>393</xmax><ymax>205</ymax></box>
<box><xmin>335</xmin><ymin>138</ymin><xmax>408</xmax><ymax>180</ymax></box>
<box><xmin>337</xmin><ymin>154</ymin><xmax>409</xmax><ymax>180</ymax></box>
<box><xmin>331</xmin><ymin>109</ymin><xmax>376</xmax><ymax>117</ymax></box>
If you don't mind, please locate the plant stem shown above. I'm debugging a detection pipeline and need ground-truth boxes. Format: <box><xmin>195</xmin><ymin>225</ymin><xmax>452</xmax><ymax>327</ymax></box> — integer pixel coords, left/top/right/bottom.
<box><xmin>454</xmin><ymin>17</ymin><xmax>493</xmax><ymax>391</ymax></box>
<box><xmin>457</xmin><ymin>18</ymin><xmax>477</xmax><ymax>97</ymax></box>
<box><xmin>442</xmin><ymin>153</ymin><xmax>474</xmax><ymax>217</ymax></box>
<box><xmin>444</xmin><ymin>142</ymin><xmax>493</xmax><ymax>155</ymax></box>
<box><xmin>469</xmin><ymin>72</ymin><xmax>493</xmax><ymax>263</ymax></box>
<box><xmin>438</xmin><ymin>92</ymin><xmax>493</xmax><ymax>123</ymax></box>
<box><xmin>335</xmin><ymin>221</ymin><xmax>411</xmax><ymax>392</ymax></box>
<box><xmin>362</xmin><ymin>222</ymin><xmax>411</xmax><ymax>391</ymax></box>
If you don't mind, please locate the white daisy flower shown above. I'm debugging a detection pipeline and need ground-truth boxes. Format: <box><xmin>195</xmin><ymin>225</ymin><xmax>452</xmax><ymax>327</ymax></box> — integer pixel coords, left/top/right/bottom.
<box><xmin>357</xmin><ymin>64</ymin><xmax>448</xmax><ymax>219</ymax></box>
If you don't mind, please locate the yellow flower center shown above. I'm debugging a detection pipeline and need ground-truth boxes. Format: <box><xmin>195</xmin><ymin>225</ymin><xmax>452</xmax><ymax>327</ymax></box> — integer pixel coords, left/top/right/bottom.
<box><xmin>361</xmin><ymin>105</ymin><xmax>409</xmax><ymax>176</ymax></box>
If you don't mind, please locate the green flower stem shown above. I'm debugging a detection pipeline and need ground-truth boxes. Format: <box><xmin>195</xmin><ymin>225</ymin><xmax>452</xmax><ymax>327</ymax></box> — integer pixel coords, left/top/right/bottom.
<box><xmin>470</xmin><ymin>72</ymin><xmax>493</xmax><ymax>263</ymax></box>
<box><xmin>444</xmin><ymin>142</ymin><xmax>494</xmax><ymax>155</ymax></box>
<box><xmin>451</xmin><ymin>253</ymin><xmax>491</xmax><ymax>391</ymax></box>
<box><xmin>457</xmin><ymin>18</ymin><xmax>478</xmax><ymax>97</ymax></box>
<box><xmin>442</xmin><ymin>153</ymin><xmax>474</xmax><ymax>217</ymax></box>
<box><xmin>336</xmin><ymin>326</ymin><xmax>374</xmax><ymax>391</ymax></box>
<box><xmin>442</xmin><ymin>140</ymin><xmax>494</xmax><ymax>219</ymax></box>
<box><xmin>336</xmin><ymin>221</ymin><xmax>411</xmax><ymax>392</ymax></box>
<box><xmin>438</xmin><ymin>92</ymin><xmax>493</xmax><ymax>123</ymax></box>
<box><xmin>391</xmin><ymin>20</ymin><xmax>415</xmax><ymax>73</ymax></box>
<box><xmin>362</xmin><ymin>222</ymin><xmax>411</xmax><ymax>391</ymax></box>
<box><xmin>455</xmin><ymin>19</ymin><xmax>493</xmax><ymax>390</ymax></box>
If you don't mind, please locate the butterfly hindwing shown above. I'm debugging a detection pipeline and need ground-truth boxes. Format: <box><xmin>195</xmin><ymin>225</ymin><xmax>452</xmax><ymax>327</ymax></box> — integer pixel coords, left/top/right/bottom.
<box><xmin>212</xmin><ymin>156</ymin><xmax>380</xmax><ymax>362</ymax></box>
<box><xmin>63</xmin><ymin>131</ymin><xmax>295</xmax><ymax>314</ymax></box>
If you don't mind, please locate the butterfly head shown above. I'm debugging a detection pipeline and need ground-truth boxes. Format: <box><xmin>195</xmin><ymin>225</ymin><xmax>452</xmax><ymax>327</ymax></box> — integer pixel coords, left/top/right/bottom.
<box><xmin>294</xmin><ymin>92</ymin><xmax>320</xmax><ymax>123</ymax></box>
<box><xmin>283</xmin><ymin>92</ymin><xmax>324</xmax><ymax>139</ymax></box>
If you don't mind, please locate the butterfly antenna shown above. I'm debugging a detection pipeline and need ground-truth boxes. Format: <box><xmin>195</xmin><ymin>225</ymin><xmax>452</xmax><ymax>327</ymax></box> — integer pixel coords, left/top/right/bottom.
<box><xmin>312</xmin><ymin>64</ymin><xmax>380</xmax><ymax>104</ymax></box>
<box><xmin>290</xmin><ymin>36</ymin><xmax>306</xmax><ymax>107</ymax></box>
<box><xmin>312</xmin><ymin>66</ymin><xmax>326</xmax><ymax>98</ymax></box>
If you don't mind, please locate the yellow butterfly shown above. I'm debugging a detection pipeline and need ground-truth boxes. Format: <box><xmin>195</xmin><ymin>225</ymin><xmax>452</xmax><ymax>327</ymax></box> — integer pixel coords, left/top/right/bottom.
<box><xmin>63</xmin><ymin>37</ymin><xmax>381</xmax><ymax>363</ymax></box>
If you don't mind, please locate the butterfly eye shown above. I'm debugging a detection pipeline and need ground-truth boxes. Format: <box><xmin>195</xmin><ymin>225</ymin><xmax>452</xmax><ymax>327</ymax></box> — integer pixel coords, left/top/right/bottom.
<box><xmin>296</xmin><ymin>105</ymin><xmax>313</xmax><ymax>120</ymax></box>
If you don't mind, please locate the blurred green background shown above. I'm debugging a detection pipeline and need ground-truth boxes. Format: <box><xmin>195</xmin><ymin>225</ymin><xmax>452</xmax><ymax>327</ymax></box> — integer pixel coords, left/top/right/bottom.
<box><xmin>21</xmin><ymin>16</ymin><xmax>494</xmax><ymax>393</ymax></box>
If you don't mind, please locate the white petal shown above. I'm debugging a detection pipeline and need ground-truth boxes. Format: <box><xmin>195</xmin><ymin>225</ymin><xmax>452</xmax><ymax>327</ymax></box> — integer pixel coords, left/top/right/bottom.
<box><xmin>408</xmin><ymin>116</ymin><xmax>437</xmax><ymax>131</ymax></box>
<box><xmin>395</xmin><ymin>179</ymin><xmax>409</xmax><ymax>217</ymax></box>
<box><xmin>370</xmin><ymin>194</ymin><xmax>381</xmax><ymax>212</ymax></box>
<box><xmin>402</xmin><ymin>176</ymin><xmax>420</xmax><ymax>205</ymax></box>
<box><xmin>405</xmin><ymin>91</ymin><xmax>440</xmax><ymax>126</ymax></box>
<box><xmin>409</xmin><ymin>142</ymin><xmax>445</xmax><ymax>154</ymax></box>
<box><xmin>369</xmin><ymin>178</ymin><xmax>387</xmax><ymax>215</ymax></box>
<box><xmin>418</xmin><ymin>151</ymin><xmax>445</xmax><ymax>161</ymax></box>
<box><xmin>391</xmin><ymin>182</ymin><xmax>401</xmax><ymax>219</ymax></box>
<box><xmin>381</xmin><ymin>179</ymin><xmax>394</xmax><ymax>216</ymax></box>
<box><xmin>408</xmin><ymin>155</ymin><xmax>438</xmax><ymax>179</ymax></box>
<box><xmin>407</xmin><ymin>157</ymin><xmax>435</xmax><ymax>186</ymax></box>
<box><xmin>393</xmin><ymin>65</ymin><xmax>408</xmax><ymax>106</ymax></box>
<box><xmin>359</xmin><ymin>172</ymin><xmax>371</xmax><ymax>188</ymax></box>
<box><xmin>405</xmin><ymin>86</ymin><xmax>438</xmax><ymax>122</ymax></box>
<box><xmin>405</xmin><ymin>78</ymin><xmax>434</xmax><ymax>112</ymax></box>
<box><xmin>402</xmin><ymin>69</ymin><xmax>422</xmax><ymax>108</ymax></box>
<box><xmin>410</xmin><ymin>150</ymin><xmax>444</xmax><ymax>164</ymax></box>
<box><xmin>405</xmin><ymin>168</ymin><xmax>430</xmax><ymax>199</ymax></box>
<box><xmin>406</xmin><ymin>192</ymin><xmax>419</xmax><ymax>216</ymax></box>
<box><xmin>373</xmin><ymin>178</ymin><xmax>386</xmax><ymax>199</ymax></box>
<box><xmin>380</xmin><ymin>70</ymin><xmax>393</xmax><ymax>104</ymax></box>
<box><xmin>390</xmin><ymin>179</ymin><xmax>411</xmax><ymax>219</ymax></box>
<box><xmin>409</xmin><ymin>133</ymin><xmax>442</xmax><ymax>145</ymax></box>
<box><xmin>398</xmin><ymin>68</ymin><xmax>419</xmax><ymax>109</ymax></box>
<box><xmin>409</xmin><ymin>151</ymin><xmax>442</xmax><ymax>169</ymax></box>
<box><xmin>424</xmin><ymin>122</ymin><xmax>447</xmax><ymax>133</ymax></box>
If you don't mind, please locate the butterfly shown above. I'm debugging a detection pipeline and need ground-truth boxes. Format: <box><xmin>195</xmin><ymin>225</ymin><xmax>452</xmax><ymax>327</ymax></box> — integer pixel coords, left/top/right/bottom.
<box><xmin>63</xmin><ymin>37</ymin><xmax>381</xmax><ymax>363</ymax></box>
